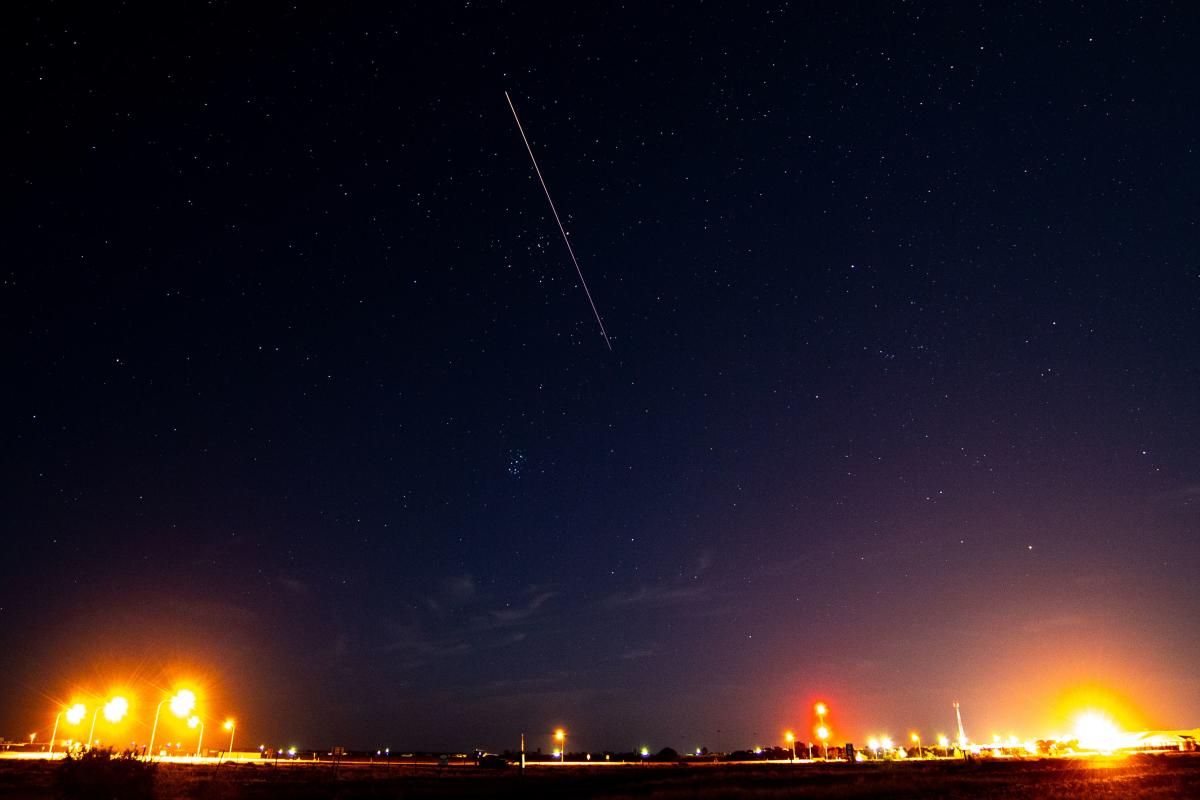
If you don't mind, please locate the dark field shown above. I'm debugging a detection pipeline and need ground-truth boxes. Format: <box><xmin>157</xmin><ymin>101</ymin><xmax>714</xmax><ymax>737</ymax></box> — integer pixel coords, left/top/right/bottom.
<box><xmin>3</xmin><ymin>755</ymin><xmax>1199</xmax><ymax>799</ymax></box>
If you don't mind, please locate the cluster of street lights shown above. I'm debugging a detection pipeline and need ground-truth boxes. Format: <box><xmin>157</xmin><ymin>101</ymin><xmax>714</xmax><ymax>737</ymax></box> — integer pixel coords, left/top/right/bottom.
<box><xmin>39</xmin><ymin>689</ymin><xmax>237</xmax><ymax>759</ymax></box>
<box><xmin>783</xmin><ymin>702</ymin><xmax>833</xmax><ymax>761</ymax></box>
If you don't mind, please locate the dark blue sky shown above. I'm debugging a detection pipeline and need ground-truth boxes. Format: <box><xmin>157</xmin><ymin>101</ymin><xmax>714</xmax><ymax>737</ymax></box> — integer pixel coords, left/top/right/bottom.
<box><xmin>5</xmin><ymin>2</ymin><xmax>1199</xmax><ymax>753</ymax></box>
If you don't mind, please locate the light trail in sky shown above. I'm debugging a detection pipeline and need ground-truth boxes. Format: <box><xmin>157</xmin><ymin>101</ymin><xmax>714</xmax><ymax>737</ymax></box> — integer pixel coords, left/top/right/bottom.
<box><xmin>505</xmin><ymin>91</ymin><xmax>612</xmax><ymax>351</ymax></box>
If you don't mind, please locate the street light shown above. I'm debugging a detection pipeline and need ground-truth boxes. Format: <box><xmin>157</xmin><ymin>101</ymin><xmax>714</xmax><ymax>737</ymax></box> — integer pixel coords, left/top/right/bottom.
<box><xmin>223</xmin><ymin>720</ymin><xmax>236</xmax><ymax>757</ymax></box>
<box><xmin>148</xmin><ymin>690</ymin><xmax>195</xmax><ymax>758</ymax></box>
<box><xmin>910</xmin><ymin>732</ymin><xmax>922</xmax><ymax>759</ymax></box>
<box><xmin>785</xmin><ymin>731</ymin><xmax>796</xmax><ymax>761</ymax></box>
<box><xmin>187</xmin><ymin>716</ymin><xmax>204</xmax><ymax>758</ymax></box>
<box><xmin>554</xmin><ymin>729</ymin><xmax>566</xmax><ymax>764</ymax></box>
<box><xmin>815</xmin><ymin>703</ymin><xmax>830</xmax><ymax>759</ymax></box>
<box><xmin>48</xmin><ymin>704</ymin><xmax>87</xmax><ymax>756</ymax></box>
<box><xmin>88</xmin><ymin>696</ymin><xmax>128</xmax><ymax>750</ymax></box>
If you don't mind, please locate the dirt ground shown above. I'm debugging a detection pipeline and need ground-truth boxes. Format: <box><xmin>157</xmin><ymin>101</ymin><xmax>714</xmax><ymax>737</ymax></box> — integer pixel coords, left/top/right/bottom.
<box><xmin>4</xmin><ymin>753</ymin><xmax>1199</xmax><ymax>799</ymax></box>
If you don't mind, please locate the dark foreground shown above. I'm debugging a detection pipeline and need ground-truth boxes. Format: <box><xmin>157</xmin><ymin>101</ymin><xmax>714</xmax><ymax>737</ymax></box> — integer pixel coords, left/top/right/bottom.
<box><xmin>4</xmin><ymin>754</ymin><xmax>1200</xmax><ymax>799</ymax></box>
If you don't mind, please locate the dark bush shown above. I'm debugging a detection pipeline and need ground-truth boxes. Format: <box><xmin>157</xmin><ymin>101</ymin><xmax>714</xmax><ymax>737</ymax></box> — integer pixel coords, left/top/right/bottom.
<box><xmin>56</xmin><ymin>747</ymin><xmax>157</xmax><ymax>800</ymax></box>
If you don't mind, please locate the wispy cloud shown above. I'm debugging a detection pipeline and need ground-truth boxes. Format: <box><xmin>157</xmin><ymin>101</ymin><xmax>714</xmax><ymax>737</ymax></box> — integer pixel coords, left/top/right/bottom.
<box><xmin>1021</xmin><ymin>613</ymin><xmax>1089</xmax><ymax>634</ymax></box>
<box><xmin>489</xmin><ymin>591</ymin><xmax>555</xmax><ymax>624</ymax></box>
<box><xmin>379</xmin><ymin>579</ymin><xmax>554</xmax><ymax>667</ymax></box>
<box><xmin>602</xmin><ymin>581</ymin><xmax>711</xmax><ymax>608</ymax></box>
<box><xmin>602</xmin><ymin>551</ymin><xmax>715</xmax><ymax>609</ymax></box>
<box><xmin>1152</xmin><ymin>484</ymin><xmax>1200</xmax><ymax>506</ymax></box>
<box><xmin>164</xmin><ymin>598</ymin><xmax>258</xmax><ymax>624</ymax></box>
<box><xmin>619</xmin><ymin>646</ymin><xmax>660</xmax><ymax>661</ymax></box>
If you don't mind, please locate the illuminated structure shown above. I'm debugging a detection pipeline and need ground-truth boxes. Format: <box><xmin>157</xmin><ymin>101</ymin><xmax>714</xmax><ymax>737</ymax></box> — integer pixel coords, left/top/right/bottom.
<box><xmin>87</xmin><ymin>696</ymin><xmax>128</xmax><ymax>749</ymax></box>
<box><xmin>954</xmin><ymin>702</ymin><xmax>967</xmax><ymax>748</ymax></box>
<box><xmin>187</xmin><ymin>716</ymin><xmax>204</xmax><ymax>757</ymax></box>
<box><xmin>47</xmin><ymin>704</ymin><xmax>87</xmax><ymax>756</ymax></box>
<box><xmin>148</xmin><ymin>690</ymin><xmax>195</xmax><ymax>758</ymax></box>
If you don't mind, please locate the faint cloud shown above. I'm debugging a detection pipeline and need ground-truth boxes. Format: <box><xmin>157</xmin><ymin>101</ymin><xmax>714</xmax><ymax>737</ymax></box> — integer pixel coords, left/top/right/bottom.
<box><xmin>278</xmin><ymin>575</ymin><xmax>309</xmax><ymax>596</ymax></box>
<box><xmin>1021</xmin><ymin>614</ymin><xmax>1088</xmax><ymax>634</ymax></box>
<box><xmin>1152</xmin><ymin>484</ymin><xmax>1200</xmax><ymax>507</ymax></box>
<box><xmin>443</xmin><ymin>574</ymin><xmax>477</xmax><ymax>605</ymax></box>
<box><xmin>164</xmin><ymin>598</ymin><xmax>258</xmax><ymax>624</ymax></box>
<box><xmin>603</xmin><ymin>552</ymin><xmax>715</xmax><ymax>609</ymax></box>
<box><xmin>489</xmin><ymin>591</ymin><xmax>555</xmax><ymax>624</ymax></box>
<box><xmin>603</xmin><ymin>582</ymin><xmax>710</xmax><ymax>608</ymax></box>
<box><xmin>619</xmin><ymin>646</ymin><xmax>659</xmax><ymax>661</ymax></box>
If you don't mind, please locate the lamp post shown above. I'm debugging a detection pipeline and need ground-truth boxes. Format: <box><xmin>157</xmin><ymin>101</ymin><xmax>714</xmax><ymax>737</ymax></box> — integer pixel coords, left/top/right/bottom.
<box><xmin>48</xmin><ymin>704</ymin><xmax>87</xmax><ymax>757</ymax></box>
<box><xmin>148</xmin><ymin>690</ymin><xmax>195</xmax><ymax>759</ymax></box>
<box><xmin>554</xmin><ymin>729</ymin><xmax>566</xmax><ymax>764</ymax></box>
<box><xmin>784</xmin><ymin>731</ymin><xmax>795</xmax><ymax>762</ymax></box>
<box><xmin>188</xmin><ymin>716</ymin><xmax>204</xmax><ymax>758</ymax></box>
<box><xmin>88</xmin><ymin>697</ymin><xmax>128</xmax><ymax>750</ymax></box>
<box><xmin>223</xmin><ymin>720</ymin><xmax>236</xmax><ymax>758</ymax></box>
<box><xmin>815</xmin><ymin>703</ymin><xmax>829</xmax><ymax>760</ymax></box>
<box><xmin>910</xmin><ymin>732</ymin><xmax>922</xmax><ymax>759</ymax></box>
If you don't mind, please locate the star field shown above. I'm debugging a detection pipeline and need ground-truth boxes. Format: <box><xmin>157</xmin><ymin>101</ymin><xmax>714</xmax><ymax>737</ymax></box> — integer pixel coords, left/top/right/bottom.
<box><xmin>4</xmin><ymin>3</ymin><xmax>1199</xmax><ymax>752</ymax></box>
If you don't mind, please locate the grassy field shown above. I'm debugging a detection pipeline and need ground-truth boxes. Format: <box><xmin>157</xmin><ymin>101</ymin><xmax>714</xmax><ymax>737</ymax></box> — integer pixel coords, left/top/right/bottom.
<box><xmin>3</xmin><ymin>753</ymin><xmax>1199</xmax><ymax>799</ymax></box>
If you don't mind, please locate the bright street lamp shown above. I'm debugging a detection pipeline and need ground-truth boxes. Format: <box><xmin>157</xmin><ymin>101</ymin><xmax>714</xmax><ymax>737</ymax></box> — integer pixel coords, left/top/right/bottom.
<box><xmin>784</xmin><ymin>730</ymin><xmax>795</xmax><ymax>762</ymax></box>
<box><xmin>187</xmin><ymin>716</ymin><xmax>204</xmax><ymax>757</ymax></box>
<box><xmin>88</xmin><ymin>696</ymin><xmax>128</xmax><ymax>750</ymax></box>
<box><xmin>910</xmin><ymin>732</ymin><xmax>922</xmax><ymax>758</ymax></box>
<box><xmin>48</xmin><ymin>703</ymin><xmax>87</xmax><ymax>756</ymax></box>
<box><xmin>817</xmin><ymin>726</ymin><xmax>829</xmax><ymax>760</ymax></box>
<box><xmin>554</xmin><ymin>729</ymin><xmax>566</xmax><ymax>763</ymax></box>
<box><xmin>223</xmin><ymin>720</ymin><xmax>236</xmax><ymax>757</ymax></box>
<box><xmin>148</xmin><ymin>690</ymin><xmax>195</xmax><ymax>758</ymax></box>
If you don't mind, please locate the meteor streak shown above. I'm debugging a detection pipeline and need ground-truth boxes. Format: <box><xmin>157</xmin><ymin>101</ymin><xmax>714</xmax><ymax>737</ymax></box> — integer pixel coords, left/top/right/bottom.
<box><xmin>505</xmin><ymin>91</ymin><xmax>612</xmax><ymax>351</ymax></box>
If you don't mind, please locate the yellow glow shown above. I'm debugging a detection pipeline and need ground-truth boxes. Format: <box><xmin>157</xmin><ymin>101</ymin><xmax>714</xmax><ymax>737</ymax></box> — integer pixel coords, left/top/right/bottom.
<box><xmin>103</xmin><ymin>697</ymin><xmax>128</xmax><ymax>723</ymax></box>
<box><xmin>867</xmin><ymin>737</ymin><xmax>879</xmax><ymax>750</ymax></box>
<box><xmin>814</xmin><ymin>703</ymin><xmax>827</xmax><ymax>716</ymax></box>
<box><xmin>881</xmin><ymin>737</ymin><xmax>893</xmax><ymax>749</ymax></box>
<box><xmin>1074</xmin><ymin>711</ymin><xmax>1126</xmax><ymax>752</ymax></box>
<box><xmin>937</xmin><ymin>735</ymin><xmax>949</xmax><ymax>747</ymax></box>
<box><xmin>65</xmin><ymin>704</ymin><xmax>87</xmax><ymax>725</ymax></box>
<box><xmin>554</xmin><ymin>729</ymin><xmax>564</xmax><ymax>741</ymax></box>
<box><xmin>1048</xmin><ymin>684</ymin><xmax>1144</xmax><ymax>734</ymax></box>
<box><xmin>224</xmin><ymin>720</ymin><xmax>234</xmax><ymax>730</ymax></box>
<box><xmin>784</xmin><ymin>730</ymin><xmax>794</xmax><ymax>742</ymax></box>
<box><xmin>910</xmin><ymin>732</ymin><xmax>919</xmax><ymax>743</ymax></box>
<box><xmin>817</xmin><ymin>726</ymin><xmax>829</xmax><ymax>740</ymax></box>
<box><xmin>170</xmin><ymin>690</ymin><xmax>196</xmax><ymax>718</ymax></box>
<box><xmin>187</xmin><ymin>715</ymin><xmax>200</xmax><ymax>729</ymax></box>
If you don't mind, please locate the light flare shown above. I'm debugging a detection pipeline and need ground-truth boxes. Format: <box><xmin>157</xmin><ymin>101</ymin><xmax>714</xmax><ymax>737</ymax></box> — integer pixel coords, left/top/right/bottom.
<box><xmin>65</xmin><ymin>704</ymin><xmax>87</xmax><ymax>725</ymax></box>
<box><xmin>1074</xmin><ymin>711</ymin><xmax>1126</xmax><ymax>752</ymax></box>
<box><xmin>170</xmin><ymin>690</ymin><xmax>196</xmax><ymax>718</ymax></box>
<box><xmin>103</xmin><ymin>696</ymin><xmax>128</xmax><ymax>723</ymax></box>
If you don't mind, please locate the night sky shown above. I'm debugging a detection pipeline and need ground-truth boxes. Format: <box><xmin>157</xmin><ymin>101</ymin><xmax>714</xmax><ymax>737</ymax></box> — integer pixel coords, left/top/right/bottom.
<box><xmin>6</xmin><ymin>3</ymin><xmax>1200</xmax><ymax>754</ymax></box>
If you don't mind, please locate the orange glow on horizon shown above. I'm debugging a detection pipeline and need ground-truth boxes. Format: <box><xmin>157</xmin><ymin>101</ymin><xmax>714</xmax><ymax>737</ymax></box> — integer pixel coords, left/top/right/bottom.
<box><xmin>1048</xmin><ymin>684</ymin><xmax>1147</xmax><ymax>734</ymax></box>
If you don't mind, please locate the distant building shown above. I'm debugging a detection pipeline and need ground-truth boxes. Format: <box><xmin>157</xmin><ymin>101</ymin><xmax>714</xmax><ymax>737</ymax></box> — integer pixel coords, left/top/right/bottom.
<box><xmin>1122</xmin><ymin>730</ymin><xmax>1199</xmax><ymax>753</ymax></box>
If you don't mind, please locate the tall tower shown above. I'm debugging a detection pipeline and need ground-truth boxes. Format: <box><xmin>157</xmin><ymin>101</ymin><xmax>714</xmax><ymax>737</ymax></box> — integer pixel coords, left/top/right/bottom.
<box><xmin>954</xmin><ymin>702</ymin><xmax>967</xmax><ymax>747</ymax></box>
